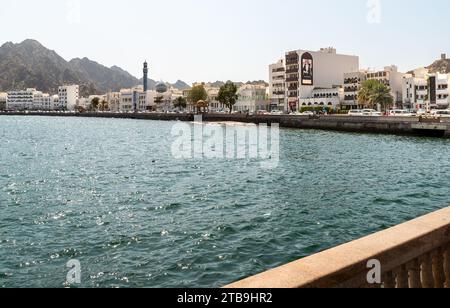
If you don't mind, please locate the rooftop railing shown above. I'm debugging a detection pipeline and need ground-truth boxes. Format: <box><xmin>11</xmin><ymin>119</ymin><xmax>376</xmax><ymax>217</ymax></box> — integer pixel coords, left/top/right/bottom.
<box><xmin>225</xmin><ymin>207</ymin><xmax>450</xmax><ymax>288</ymax></box>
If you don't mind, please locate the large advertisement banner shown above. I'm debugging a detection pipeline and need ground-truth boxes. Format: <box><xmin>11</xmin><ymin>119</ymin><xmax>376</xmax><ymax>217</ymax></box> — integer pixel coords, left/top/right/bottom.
<box><xmin>301</xmin><ymin>52</ymin><xmax>313</xmax><ymax>86</ymax></box>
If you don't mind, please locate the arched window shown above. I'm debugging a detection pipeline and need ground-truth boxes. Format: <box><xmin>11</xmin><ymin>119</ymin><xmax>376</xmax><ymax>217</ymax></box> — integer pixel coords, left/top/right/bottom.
<box><xmin>328</xmin><ymin>102</ymin><xmax>333</xmax><ymax>106</ymax></box>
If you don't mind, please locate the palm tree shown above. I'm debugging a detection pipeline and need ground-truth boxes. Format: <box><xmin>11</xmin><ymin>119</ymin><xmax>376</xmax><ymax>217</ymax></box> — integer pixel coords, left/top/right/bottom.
<box><xmin>358</xmin><ymin>80</ymin><xmax>379</xmax><ymax>108</ymax></box>
<box><xmin>370</xmin><ymin>84</ymin><xmax>394</xmax><ymax>112</ymax></box>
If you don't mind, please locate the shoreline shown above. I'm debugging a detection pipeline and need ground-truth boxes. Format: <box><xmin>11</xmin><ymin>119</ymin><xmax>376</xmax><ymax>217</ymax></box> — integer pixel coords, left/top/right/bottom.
<box><xmin>1</xmin><ymin>111</ymin><xmax>450</xmax><ymax>138</ymax></box>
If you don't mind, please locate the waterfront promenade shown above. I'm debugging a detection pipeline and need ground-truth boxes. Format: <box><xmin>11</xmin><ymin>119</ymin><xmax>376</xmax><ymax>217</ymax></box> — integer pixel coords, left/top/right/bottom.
<box><xmin>1</xmin><ymin>111</ymin><xmax>450</xmax><ymax>138</ymax></box>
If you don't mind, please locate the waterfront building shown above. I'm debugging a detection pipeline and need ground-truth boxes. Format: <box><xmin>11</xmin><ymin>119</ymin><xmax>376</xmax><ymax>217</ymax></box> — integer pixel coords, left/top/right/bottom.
<box><xmin>5</xmin><ymin>88</ymin><xmax>54</xmax><ymax>110</ymax></box>
<box><xmin>342</xmin><ymin>66</ymin><xmax>404</xmax><ymax>110</ymax></box>
<box><xmin>0</xmin><ymin>92</ymin><xmax>8</xmax><ymax>110</ymax></box>
<box><xmin>298</xmin><ymin>87</ymin><xmax>344</xmax><ymax>110</ymax></box>
<box><xmin>119</xmin><ymin>86</ymin><xmax>153</xmax><ymax>112</ymax></box>
<box><xmin>58</xmin><ymin>85</ymin><xmax>79</xmax><ymax>111</ymax></box>
<box><xmin>284</xmin><ymin>47</ymin><xmax>359</xmax><ymax>112</ymax></box>
<box><xmin>403</xmin><ymin>68</ymin><xmax>449</xmax><ymax>110</ymax></box>
<box><xmin>32</xmin><ymin>92</ymin><xmax>54</xmax><ymax>110</ymax></box>
<box><xmin>343</xmin><ymin>71</ymin><xmax>367</xmax><ymax>110</ymax></box>
<box><xmin>106</xmin><ymin>92</ymin><xmax>121</xmax><ymax>112</ymax></box>
<box><xmin>233</xmin><ymin>84</ymin><xmax>269</xmax><ymax>113</ymax></box>
<box><xmin>269</xmin><ymin>59</ymin><xmax>286</xmax><ymax>111</ymax></box>
<box><xmin>143</xmin><ymin>61</ymin><xmax>149</xmax><ymax>92</ymax></box>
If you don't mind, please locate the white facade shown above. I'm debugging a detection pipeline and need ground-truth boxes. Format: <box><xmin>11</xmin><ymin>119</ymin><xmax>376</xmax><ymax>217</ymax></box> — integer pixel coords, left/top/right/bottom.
<box><xmin>119</xmin><ymin>86</ymin><xmax>153</xmax><ymax>112</ymax></box>
<box><xmin>299</xmin><ymin>87</ymin><xmax>344</xmax><ymax>110</ymax></box>
<box><xmin>343</xmin><ymin>71</ymin><xmax>367</xmax><ymax>109</ymax></box>
<box><xmin>269</xmin><ymin>59</ymin><xmax>286</xmax><ymax>111</ymax></box>
<box><xmin>6</xmin><ymin>88</ymin><xmax>39</xmax><ymax>110</ymax></box>
<box><xmin>365</xmin><ymin>66</ymin><xmax>404</xmax><ymax>105</ymax></box>
<box><xmin>58</xmin><ymin>85</ymin><xmax>79</xmax><ymax>111</ymax></box>
<box><xmin>233</xmin><ymin>84</ymin><xmax>269</xmax><ymax>113</ymax></box>
<box><xmin>284</xmin><ymin>47</ymin><xmax>359</xmax><ymax>111</ymax></box>
<box><xmin>403</xmin><ymin>68</ymin><xmax>449</xmax><ymax>110</ymax></box>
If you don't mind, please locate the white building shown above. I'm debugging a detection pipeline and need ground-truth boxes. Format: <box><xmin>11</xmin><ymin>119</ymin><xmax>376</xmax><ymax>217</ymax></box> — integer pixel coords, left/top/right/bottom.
<box><xmin>298</xmin><ymin>87</ymin><xmax>344</xmax><ymax>110</ymax></box>
<box><xmin>283</xmin><ymin>47</ymin><xmax>359</xmax><ymax>112</ymax></box>
<box><xmin>7</xmin><ymin>88</ymin><xmax>38</xmax><ymax>110</ymax></box>
<box><xmin>343</xmin><ymin>71</ymin><xmax>367</xmax><ymax>109</ymax></box>
<box><xmin>106</xmin><ymin>92</ymin><xmax>121</xmax><ymax>112</ymax></box>
<box><xmin>342</xmin><ymin>66</ymin><xmax>404</xmax><ymax>109</ymax></box>
<box><xmin>403</xmin><ymin>68</ymin><xmax>449</xmax><ymax>110</ymax></box>
<box><xmin>58</xmin><ymin>85</ymin><xmax>79</xmax><ymax>111</ymax></box>
<box><xmin>269</xmin><ymin>59</ymin><xmax>286</xmax><ymax>111</ymax></box>
<box><xmin>365</xmin><ymin>66</ymin><xmax>404</xmax><ymax>106</ymax></box>
<box><xmin>233</xmin><ymin>84</ymin><xmax>269</xmax><ymax>113</ymax></box>
<box><xmin>119</xmin><ymin>86</ymin><xmax>153</xmax><ymax>112</ymax></box>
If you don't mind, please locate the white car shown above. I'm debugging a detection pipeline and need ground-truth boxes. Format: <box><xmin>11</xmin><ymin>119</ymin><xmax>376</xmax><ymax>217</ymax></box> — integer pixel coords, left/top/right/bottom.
<box><xmin>301</xmin><ymin>111</ymin><xmax>314</xmax><ymax>116</ymax></box>
<box><xmin>362</xmin><ymin>109</ymin><xmax>382</xmax><ymax>117</ymax></box>
<box><xmin>432</xmin><ymin>109</ymin><xmax>450</xmax><ymax>117</ymax></box>
<box><xmin>347</xmin><ymin>110</ymin><xmax>364</xmax><ymax>116</ymax></box>
<box><xmin>270</xmin><ymin>110</ymin><xmax>283</xmax><ymax>115</ymax></box>
<box><xmin>389</xmin><ymin>109</ymin><xmax>413</xmax><ymax>117</ymax></box>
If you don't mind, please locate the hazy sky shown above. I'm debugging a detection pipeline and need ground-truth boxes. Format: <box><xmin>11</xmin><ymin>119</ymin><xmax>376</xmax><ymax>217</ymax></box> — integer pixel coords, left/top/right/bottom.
<box><xmin>0</xmin><ymin>0</ymin><xmax>449</xmax><ymax>84</ymax></box>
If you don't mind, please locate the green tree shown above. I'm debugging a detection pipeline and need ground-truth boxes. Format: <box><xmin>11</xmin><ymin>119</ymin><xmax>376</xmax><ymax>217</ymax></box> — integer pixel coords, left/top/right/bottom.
<box><xmin>99</xmin><ymin>100</ymin><xmax>109</xmax><ymax>111</ymax></box>
<box><xmin>371</xmin><ymin>83</ymin><xmax>394</xmax><ymax>112</ymax></box>
<box><xmin>173</xmin><ymin>96</ymin><xmax>187</xmax><ymax>111</ymax></box>
<box><xmin>187</xmin><ymin>84</ymin><xmax>208</xmax><ymax>105</ymax></box>
<box><xmin>91</xmin><ymin>97</ymin><xmax>100</xmax><ymax>111</ymax></box>
<box><xmin>217</xmin><ymin>81</ymin><xmax>239</xmax><ymax>113</ymax></box>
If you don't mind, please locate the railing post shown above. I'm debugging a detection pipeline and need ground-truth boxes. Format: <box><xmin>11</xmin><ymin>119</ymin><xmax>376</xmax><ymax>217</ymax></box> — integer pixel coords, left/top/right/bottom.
<box><xmin>396</xmin><ymin>265</ymin><xmax>409</xmax><ymax>288</ymax></box>
<box><xmin>432</xmin><ymin>249</ymin><xmax>446</xmax><ymax>288</ymax></box>
<box><xmin>408</xmin><ymin>259</ymin><xmax>422</xmax><ymax>288</ymax></box>
<box><xmin>383</xmin><ymin>271</ymin><xmax>395</xmax><ymax>288</ymax></box>
<box><xmin>421</xmin><ymin>254</ymin><xmax>435</xmax><ymax>288</ymax></box>
<box><xmin>444</xmin><ymin>247</ymin><xmax>450</xmax><ymax>288</ymax></box>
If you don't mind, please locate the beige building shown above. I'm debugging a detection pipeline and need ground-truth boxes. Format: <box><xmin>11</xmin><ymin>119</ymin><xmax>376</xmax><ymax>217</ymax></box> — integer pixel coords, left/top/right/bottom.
<box><xmin>234</xmin><ymin>84</ymin><xmax>269</xmax><ymax>113</ymax></box>
<box><xmin>269</xmin><ymin>59</ymin><xmax>286</xmax><ymax>111</ymax></box>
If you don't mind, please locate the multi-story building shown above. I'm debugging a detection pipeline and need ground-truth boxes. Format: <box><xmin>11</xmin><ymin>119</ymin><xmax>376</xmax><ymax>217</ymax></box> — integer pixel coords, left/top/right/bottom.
<box><xmin>119</xmin><ymin>86</ymin><xmax>153</xmax><ymax>112</ymax></box>
<box><xmin>0</xmin><ymin>92</ymin><xmax>7</xmax><ymax>110</ymax></box>
<box><xmin>284</xmin><ymin>47</ymin><xmax>359</xmax><ymax>112</ymax></box>
<box><xmin>106</xmin><ymin>92</ymin><xmax>121</xmax><ymax>112</ymax></box>
<box><xmin>58</xmin><ymin>85</ymin><xmax>79</xmax><ymax>110</ymax></box>
<box><xmin>233</xmin><ymin>84</ymin><xmax>269</xmax><ymax>113</ymax></box>
<box><xmin>403</xmin><ymin>68</ymin><xmax>449</xmax><ymax>110</ymax></box>
<box><xmin>342</xmin><ymin>66</ymin><xmax>404</xmax><ymax>109</ymax></box>
<box><xmin>32</xmin><ymin>92</ymin><xmax>55</xmax><ymax>110</ymax></box>
<box><xmin>365</xmin><ymin>66</ymin><xmax>404</xmax><ymax>107</ymax></box>
<box><xmin>6</xmin><ymin>88</ymin><xmax>38</xmax><ymax>110</ymax></box>
<box><xmin>299</xmin><ymin>87</ymin><xmax>344</xmax><ymax>110</ymax></box>
<box><xmin>343</xmin><ymin>71</ymin><xmax>367</xmax><ymax>109</ymax></box>
<box><xmin>269</xmin><ymin>59</ymin><xmax>286</xmax><ymax>111</ymax></box>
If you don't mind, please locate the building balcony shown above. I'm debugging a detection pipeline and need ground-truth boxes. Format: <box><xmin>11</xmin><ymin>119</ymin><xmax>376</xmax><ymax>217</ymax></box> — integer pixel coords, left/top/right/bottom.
<box><xmin>286</xmin><ymin>77</ymin><xmax>299</xmax><ymax>82</ymax></box>
<box><xmin>285</xmin><ymin>68</ymin><xmax>299</xmax><ymax>74</ymax></box>
<box><xmin>225</xmin><ymin>207</ymin><xmax>450</xmax><ymax>289</ymax></box>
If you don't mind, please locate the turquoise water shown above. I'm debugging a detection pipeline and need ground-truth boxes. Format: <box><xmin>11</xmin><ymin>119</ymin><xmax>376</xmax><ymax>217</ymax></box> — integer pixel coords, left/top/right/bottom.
<box><xmin>0</xmin><ymin>116</ymin><xmax>449</xmax><ymax>288</ymax></box>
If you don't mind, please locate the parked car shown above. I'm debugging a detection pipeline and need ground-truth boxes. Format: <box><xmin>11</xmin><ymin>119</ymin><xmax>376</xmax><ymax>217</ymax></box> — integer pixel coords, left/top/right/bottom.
<box><xmin>347</xmin><ymin>110</ymin><xmax>364</xmax><ymax>116</ymax></box>
<box><xmin>270</xmin><ymin>110</ymin><xmax>283</xmax><ymax>115</ymax></box>
<box><xmin>432</xmin><ymin>109</ymin><xmax>450</xmax><ymax>117</ymax></box>
<box><xmin>301</xmin><ymin>111</ymin><xmax>314</xmax><ymax>116</ymax></box>
<box><xmin>362</xmin><ymin>109</ymin><xmax>382</xmax><ymax>116</ymax></box>
<box><xmin>389</xmin><ymin>109</ymin><xmax>413</xmax><ymax>117</ymax></box>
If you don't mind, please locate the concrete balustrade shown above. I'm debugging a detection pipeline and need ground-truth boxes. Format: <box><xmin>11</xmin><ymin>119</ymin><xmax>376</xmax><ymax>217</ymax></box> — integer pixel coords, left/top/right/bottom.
<box><xmin>224</xmin><ymin>207</ymin><xmax>450</xmax><ymax>288</ymax></box>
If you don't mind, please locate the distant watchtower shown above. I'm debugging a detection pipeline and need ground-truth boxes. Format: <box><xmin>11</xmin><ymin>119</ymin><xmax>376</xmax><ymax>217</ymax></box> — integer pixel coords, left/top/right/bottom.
<box><xmin>143</xmin><ymin>61</ymin><xmax>149</xmax><ymax>92</ymax></box>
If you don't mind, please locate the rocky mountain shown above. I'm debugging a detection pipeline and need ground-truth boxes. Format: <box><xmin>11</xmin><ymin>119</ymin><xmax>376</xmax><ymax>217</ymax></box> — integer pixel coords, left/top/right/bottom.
<box><xmin>0</xmin><ymin>39</ymin><xmax>191</xmax><ymax>95</ymax></box>
<box><xmin>0</xmin><ymin>39</ymin><xmax>91</xmax><ymax>95</ymax></box>
<box><xmin>426</xmin><ymin>58</ymin><xmax>450</xmax><ymax>74</ymax></box>
<box><xmin>409</xmin><ymin>57</ymin><xmax>450</xmax><ymax>75</ymax></box>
